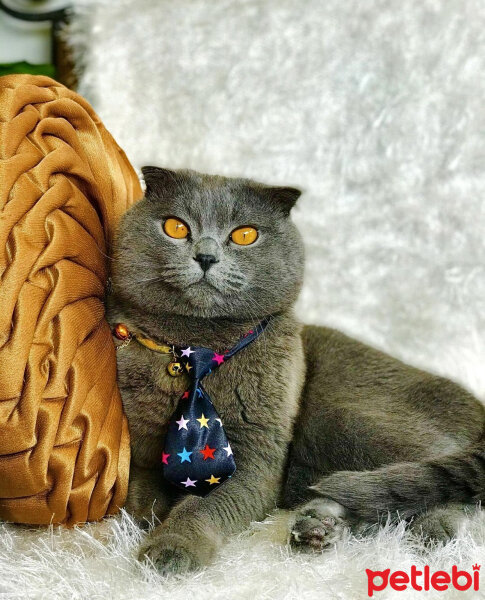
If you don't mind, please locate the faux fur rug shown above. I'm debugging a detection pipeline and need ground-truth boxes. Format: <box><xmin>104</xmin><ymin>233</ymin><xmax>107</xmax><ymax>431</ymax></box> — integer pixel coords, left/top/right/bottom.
<box><xmin>1</xmin><ymin>509</ymin><xmax>485</xmax><ymax>600</ymax></box>
<box><xmin>3</xmin><ymin>0</ymin><xmax>485</xmax><ymax>598</ymax></box>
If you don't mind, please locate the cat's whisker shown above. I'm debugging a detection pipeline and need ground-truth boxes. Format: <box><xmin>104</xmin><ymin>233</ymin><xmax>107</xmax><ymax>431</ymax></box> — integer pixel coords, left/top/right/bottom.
<box><xmin>95</xmin><ymin>244</ymin><xmax>116</xmax><ymax>261</ymax></box>
<box><xmin>158</xmin><ymin>273</ymin><xmax>180</xmax><ymax>281</ymax></box>
<box><xmin>240</xmin><ymin>293</ymin><xmax>276</xmax><ymax>354</ymax></box>
<box><xmin>221</xmin><ymin>279</ymin><xmax>245</xmax><ymax>292</ymax></box>
<box><xmin>135</xmin><ymin>276</ymin><xmax>165</xmax><ymax>284</ymax></box>
<box><xmin>161</xmin><ymin>266</ymin><xmax>186</xmax><ymax>272</ymax></box>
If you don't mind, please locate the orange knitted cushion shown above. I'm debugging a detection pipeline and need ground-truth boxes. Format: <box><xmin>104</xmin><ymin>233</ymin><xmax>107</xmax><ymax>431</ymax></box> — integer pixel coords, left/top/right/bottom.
<box><xmin>0</xmin><ymin>75</ymin><xmax>142</xmax><ymax>526</ymax></box>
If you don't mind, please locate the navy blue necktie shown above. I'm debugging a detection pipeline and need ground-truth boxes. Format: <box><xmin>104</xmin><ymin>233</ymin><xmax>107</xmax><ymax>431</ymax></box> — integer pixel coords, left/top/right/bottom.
<box><xmin>162</xmin><ymin>319</ymin><xmax>269</xmax><ymax>496</ymax></box>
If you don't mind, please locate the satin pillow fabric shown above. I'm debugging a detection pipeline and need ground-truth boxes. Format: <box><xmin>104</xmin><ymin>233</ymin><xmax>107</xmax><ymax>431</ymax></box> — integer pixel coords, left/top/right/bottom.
<box><xmin>0</xmin><ymin>75</ymin><xmax>142</xmax><ymax>525</ymax></box>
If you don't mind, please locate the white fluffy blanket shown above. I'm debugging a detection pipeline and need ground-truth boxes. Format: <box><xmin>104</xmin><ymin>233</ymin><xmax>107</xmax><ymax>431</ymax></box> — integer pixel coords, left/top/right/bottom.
<box><xmin>3</xmin><ymin>1</ymin><xmax>485</xmax><ymax>598</ymax></box>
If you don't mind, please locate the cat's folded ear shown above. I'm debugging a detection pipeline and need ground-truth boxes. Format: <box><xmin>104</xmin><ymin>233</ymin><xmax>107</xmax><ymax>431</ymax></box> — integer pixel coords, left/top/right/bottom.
<box><xmin>141</xmin><ymin>166</ymin><xmax>179</xmax><ymax>196</ymax></box>
<box><xmin>263</xmin><ymin>186</ymin><xmax>302</xmax><ymax>215</ymax></box>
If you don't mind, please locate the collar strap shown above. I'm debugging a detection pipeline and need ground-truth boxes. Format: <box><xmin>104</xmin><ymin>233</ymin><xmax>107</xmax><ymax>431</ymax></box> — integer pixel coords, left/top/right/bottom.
<box><xmin>113</xmin><ymin>318</ymin><xmax>271</xmax><ymax>359</ymax></box>
<box><xmin>135</xmin><ymin>335</ymin><xmax>172</xmax><ymax>354</ymax></box>
<box><xmin>113</xmin><ymin>323</ymin><xmax>171</xmax><ymax>354</ymax></box>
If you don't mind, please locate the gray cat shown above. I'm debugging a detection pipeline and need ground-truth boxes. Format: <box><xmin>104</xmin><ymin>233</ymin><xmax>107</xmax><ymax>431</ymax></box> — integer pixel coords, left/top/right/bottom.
<box><xmin>108</xmin><ymin>166</ymin><xmax>485</xmax><ymax>574</ymax></box>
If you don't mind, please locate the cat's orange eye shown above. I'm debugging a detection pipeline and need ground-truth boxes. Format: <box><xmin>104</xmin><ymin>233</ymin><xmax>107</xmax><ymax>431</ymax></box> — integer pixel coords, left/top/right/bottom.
<box><xmin>163</xmin><ymin>217</ymin><xmax>190</xmax><ymax>239</ymax></box>
<box><xmin>231</xmin><ymin>226</ymin><xmax>258</xmax><ymax>246</ymax></box>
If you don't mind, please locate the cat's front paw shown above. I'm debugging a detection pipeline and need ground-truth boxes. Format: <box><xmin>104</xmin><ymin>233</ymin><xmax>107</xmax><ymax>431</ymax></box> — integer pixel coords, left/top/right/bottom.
<box><xmin>289</xmin><ymin>498</ymin><xmax>348</xmax><ymax>552</ymax></box>
<box><xmin>138</xmin><ymin>532</ymin><xmax>202</xmax><ymax>575</ymax></box>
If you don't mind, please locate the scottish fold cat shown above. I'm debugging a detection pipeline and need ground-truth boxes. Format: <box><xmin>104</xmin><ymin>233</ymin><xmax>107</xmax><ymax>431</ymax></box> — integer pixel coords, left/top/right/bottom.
<box><xmin>108</xmin><ymin>167</ymin><xmax>484</xmax><ymax>574</ymax></box>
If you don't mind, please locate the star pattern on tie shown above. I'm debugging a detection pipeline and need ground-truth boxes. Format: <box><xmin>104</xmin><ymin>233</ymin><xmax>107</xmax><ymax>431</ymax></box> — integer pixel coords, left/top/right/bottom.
<box><xmin>176</xmin><ymin>415</ymin><xmax>189</xmax><ymax>430</ymax></box>
<box><xmin>212</xmin><ymin>353</ymin><xmax>225</xmax><ymax>365</ymax></box>
<box><xmin>196</xmin><ymin>413</ymin><xmax>209</xmax><ymax>428</ymax></box>
<box><xmin>206</xmin><ymin>474</ymin><xmax>221</xmax><ymax>485</ymax></box>
<box><xmin>161</xmin><ymin>319</ymin><xmax>270</xmax><ymax>496</ymax></box>
<box><xmin>181</xmin><ymin>477</ymin><xmax>197</xmax><ymax>488</ymax></box>
<box><xmin>177</xmin><ymin>447</ymin><xmax>193</xmax><ymax>463</ymax></box>
<box><xmin>223</xmin><ymin>443</ymin><xmax>233</xmax><ymax>457</ymax></box>
<box><xmin>200</xmin><ymin>444</ymin><xmax>216</xmax><ymax>460</ymax></box>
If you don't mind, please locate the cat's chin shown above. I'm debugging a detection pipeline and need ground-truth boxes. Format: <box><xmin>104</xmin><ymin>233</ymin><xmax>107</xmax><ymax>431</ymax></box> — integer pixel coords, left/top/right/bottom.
<box><xmin>181</xmin><ymin>280</ymin><xmax>228</xmax><ymax>316</ymax></box>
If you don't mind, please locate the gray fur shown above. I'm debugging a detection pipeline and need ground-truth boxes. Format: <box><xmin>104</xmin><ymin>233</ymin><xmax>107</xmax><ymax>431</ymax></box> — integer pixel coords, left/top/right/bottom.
<box><xmin>109</xmin><ymin>167</ymin><xmax>485</xmax><ymax>572</ymax></box>
<box><xmin>108</xmin><ymin>168</ymin><xmax>305</xmax><ymax>573</ymax></box>
<box><xmin>285</xmin><ymin>326</ymin><xmax>484</xmax><ymax>549</ymax></box>
<box><xmin>408</xmin><ymin>504</ymin><xmax>471</xmax><ymax>544</ymax></box>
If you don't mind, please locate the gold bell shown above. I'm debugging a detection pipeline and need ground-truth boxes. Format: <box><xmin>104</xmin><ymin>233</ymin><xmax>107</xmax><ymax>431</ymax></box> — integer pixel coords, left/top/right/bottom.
<box><xmin>167</xmin><ymin>361</ymin><xmax>184</xmax><ymax>377</ymax></box>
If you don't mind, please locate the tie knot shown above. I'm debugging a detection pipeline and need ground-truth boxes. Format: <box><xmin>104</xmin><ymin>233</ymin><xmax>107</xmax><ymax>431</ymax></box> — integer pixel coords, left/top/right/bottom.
<box><xmin>179</xmin><ymin>346</ymin><xmax>227</xmax><ymax>380</ymax></box>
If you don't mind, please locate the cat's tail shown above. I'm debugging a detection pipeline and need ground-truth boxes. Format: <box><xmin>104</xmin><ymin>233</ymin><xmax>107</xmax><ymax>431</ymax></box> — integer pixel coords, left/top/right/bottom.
<box><xmin>309</xmin><ymin>443</ymin><xmax>485</xmax><ymax>521</ymax></box>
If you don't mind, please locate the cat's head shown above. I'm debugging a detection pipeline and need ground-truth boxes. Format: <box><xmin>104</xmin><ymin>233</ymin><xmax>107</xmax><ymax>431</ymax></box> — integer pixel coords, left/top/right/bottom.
<box><xmin>112</xmin><ymin>167</ymin><xmax>304</xmax><ymax>320</ymax></box>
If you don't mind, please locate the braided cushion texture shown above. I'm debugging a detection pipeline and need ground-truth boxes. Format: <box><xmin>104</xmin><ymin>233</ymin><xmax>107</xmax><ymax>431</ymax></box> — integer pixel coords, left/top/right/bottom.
<box><xmin>0</xmin><ymin>75</ymin><xmax>142</xmax><ymax>525</ymax></box>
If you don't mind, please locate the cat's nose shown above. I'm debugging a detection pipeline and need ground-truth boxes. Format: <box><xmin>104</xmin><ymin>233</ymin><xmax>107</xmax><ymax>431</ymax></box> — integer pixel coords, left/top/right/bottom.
<box><xmin>194</xmin><ymin>253</ymin><xmax>218</xmax><ymax>273</ymax></box>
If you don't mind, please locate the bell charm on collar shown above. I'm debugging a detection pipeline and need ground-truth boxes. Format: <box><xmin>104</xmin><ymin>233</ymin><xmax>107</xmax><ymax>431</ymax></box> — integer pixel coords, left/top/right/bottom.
<box><xmin>167</xmin><ymin>361</ymin><xmax>184</xmax><ymax>377</ymax></box>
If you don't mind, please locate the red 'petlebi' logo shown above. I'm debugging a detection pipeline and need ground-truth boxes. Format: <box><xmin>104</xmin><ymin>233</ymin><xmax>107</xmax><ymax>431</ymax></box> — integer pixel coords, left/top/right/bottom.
<box><xmin>366</xmin><ymin>564</ymin><xmax>480</xmax><ymax>596</ymax></box>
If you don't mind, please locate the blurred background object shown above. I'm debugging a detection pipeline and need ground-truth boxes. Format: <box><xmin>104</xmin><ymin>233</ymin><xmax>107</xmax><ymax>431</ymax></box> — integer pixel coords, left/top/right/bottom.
<box><xmin>0</xmin><ymin>0</ymin><xmax>73</xmax><ymax>84</ymax></box>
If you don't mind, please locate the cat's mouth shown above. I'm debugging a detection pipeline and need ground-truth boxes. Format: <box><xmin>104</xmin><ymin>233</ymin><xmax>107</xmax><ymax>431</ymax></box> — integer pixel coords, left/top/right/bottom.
<box><xmin>189</xmin><ymin>276</ymin><xmax>220</xmax><ymax>291</ymax></box>
<box><xmin>163</xmin><ymin>268</ymin><xmax>246</xmax><ymax>315</ymax></box>
<box><xmin>182</xmin><ymin>277</ymin><xmax>228</xmax><ymax>313</ymax></box>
